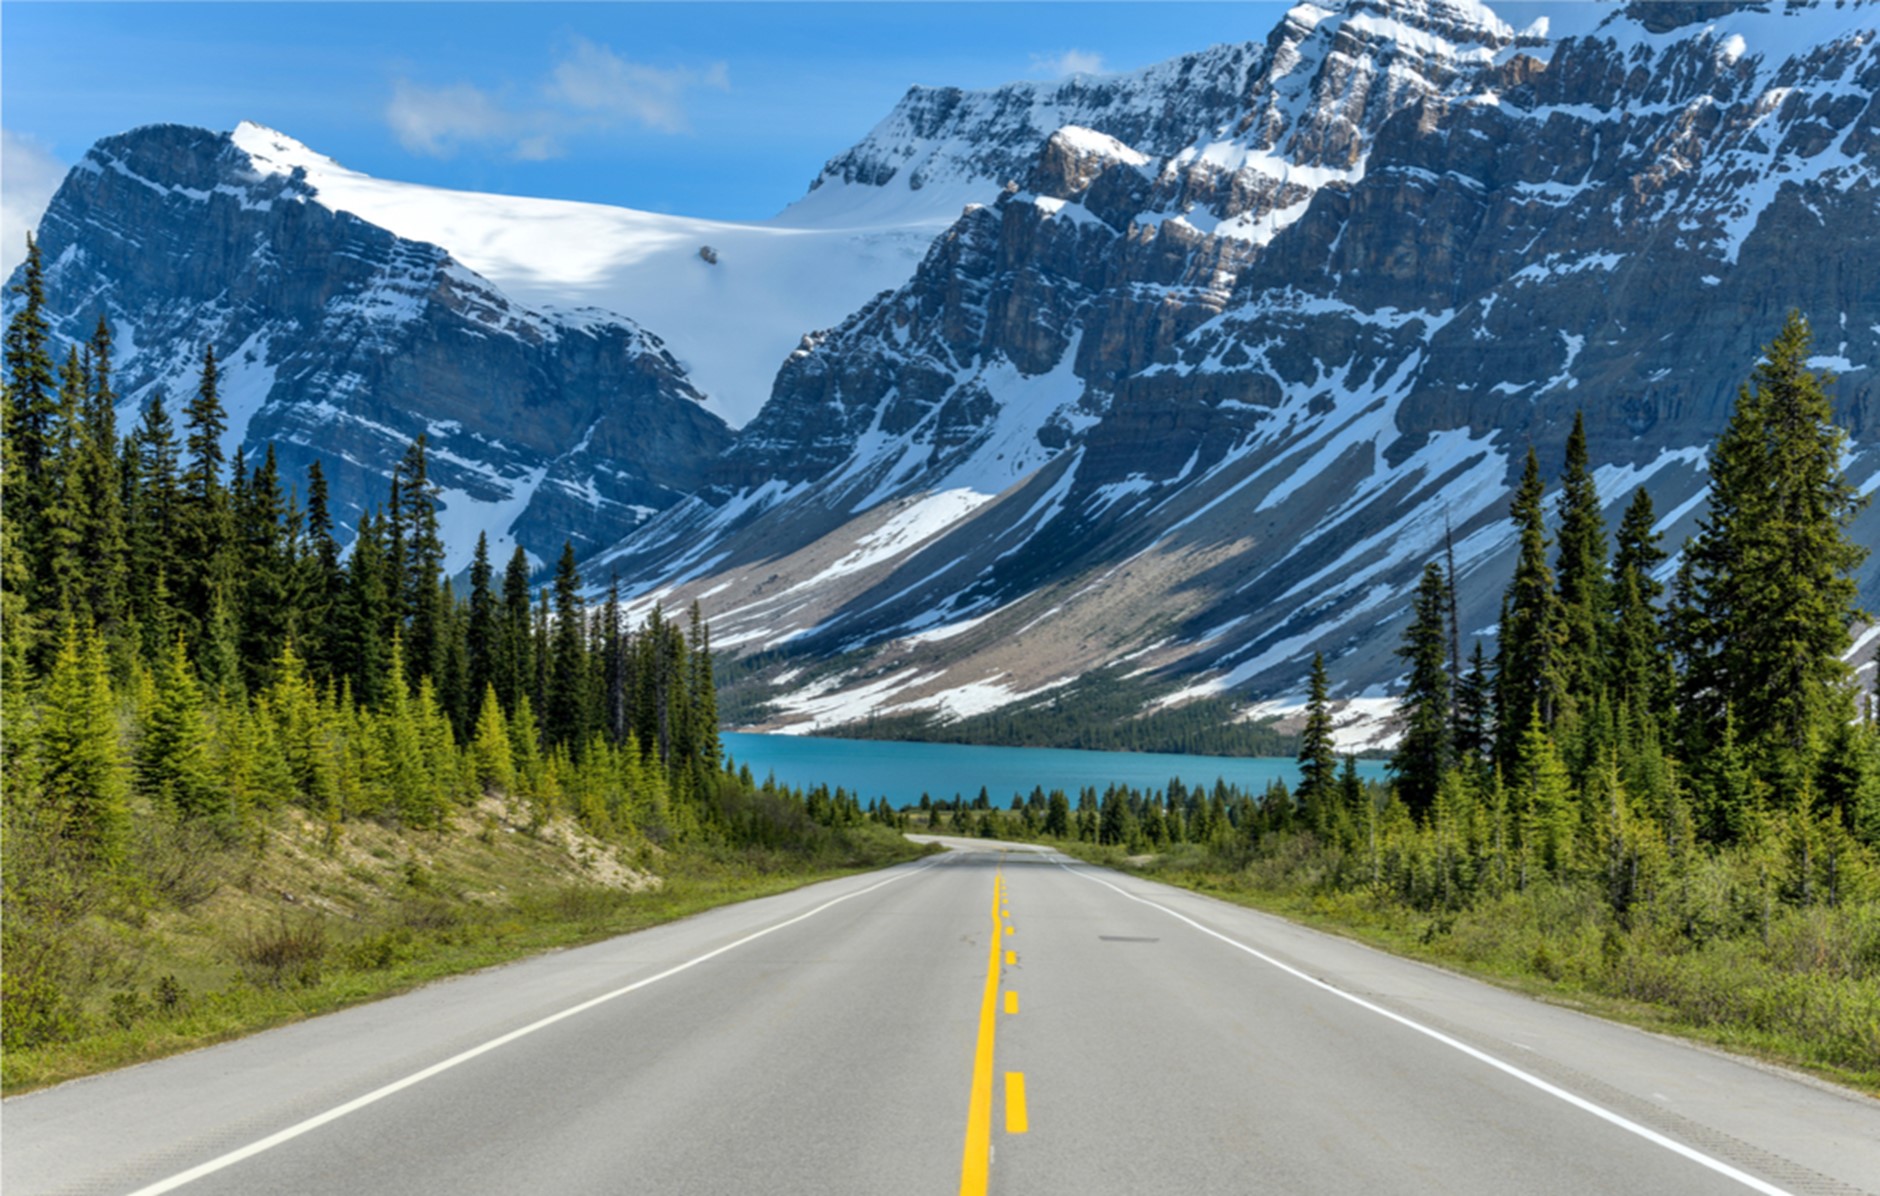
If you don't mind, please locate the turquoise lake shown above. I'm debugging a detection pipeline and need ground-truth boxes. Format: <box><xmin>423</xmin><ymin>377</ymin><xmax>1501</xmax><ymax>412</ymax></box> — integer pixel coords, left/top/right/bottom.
<box><xmin>720</xmin><ymin>733</ymin><xmax>1390</xmax><ymax>808</ymax></box>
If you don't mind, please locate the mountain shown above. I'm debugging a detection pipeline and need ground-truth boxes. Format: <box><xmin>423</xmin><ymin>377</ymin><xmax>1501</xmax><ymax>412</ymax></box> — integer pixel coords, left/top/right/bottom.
<box><xmin>592</xmin><ymin>0</ymin><xmax>1880</xmax><ymax>741</ymax></box>
<box><xmin>12</xmin><ymin>120</ymin><xmax>956</xmax><ymax>571</ymax></box>
<box><xmin>13</xmin><ymin>0</ymin><xmax>1880</xmax><ymax>743</ymax></box>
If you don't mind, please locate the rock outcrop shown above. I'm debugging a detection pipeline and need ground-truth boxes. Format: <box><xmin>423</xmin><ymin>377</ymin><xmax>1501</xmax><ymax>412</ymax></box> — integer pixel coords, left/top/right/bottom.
<box><xmin>19</xmin><ymin>123</ymin><xmax>732</xmax><ymax>569</ymax></box>
<box><xmin>598</xmin><ymin>0</ymin><xmax>1880</xmax><ymax>728</ymax></box>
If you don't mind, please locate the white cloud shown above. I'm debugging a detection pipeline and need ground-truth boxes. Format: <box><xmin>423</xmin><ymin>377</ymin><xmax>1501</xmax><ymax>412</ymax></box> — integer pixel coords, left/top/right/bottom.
<box><xmin>386</xmin><ymin>39</ymin><xmax>730</xmax><ymax>160</ymax></box>
<box><xmin>1028</xmin><ymin>49</ymin><xmax>1107</xmax><ymax>79</ymax></box>
<box><xmin>2</xmin><ymin>130</ymin><xmax>67</xmax><ymax>278</ymax></box>
<box><xmin>546</xmin><ymin>37</ymin><xmax>729</xmax><ymax>135</ymax></box>
<box><xmin>386</xmin><ymin>80</ymin><xmax>524</xmax><ymax>158</ymax></box>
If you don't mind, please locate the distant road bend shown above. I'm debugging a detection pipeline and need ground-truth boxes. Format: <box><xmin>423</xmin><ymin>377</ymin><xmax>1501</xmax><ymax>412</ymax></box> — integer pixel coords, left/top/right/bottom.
<box><xmin>6</xmin><ymin>838</ymin><xmax>1878</xmax><ymax>1195</ymax></box>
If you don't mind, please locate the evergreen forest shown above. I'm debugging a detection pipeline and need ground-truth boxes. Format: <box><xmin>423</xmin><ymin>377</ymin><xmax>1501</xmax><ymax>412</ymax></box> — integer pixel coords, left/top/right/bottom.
<box><xmin>0</xmin><ymin>237</ymin><xmax>921</xmax><ymax>1081</ymax></box>
<box><xmin>909</xmin><ymin>313</ymin><xmax>1880</xmax><ymax>1085</ymax></box>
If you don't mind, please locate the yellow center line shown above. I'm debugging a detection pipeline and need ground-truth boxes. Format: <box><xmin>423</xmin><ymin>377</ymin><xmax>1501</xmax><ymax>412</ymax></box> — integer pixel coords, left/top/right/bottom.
<box><xmin>1005</xmin><ymin>1072</ymin><xmax>1030</xmax><ymax>1134</ymax></box>
<box><xmin>959</xmin><ymin>864</ymin><xmax>1004</xmax><ymax>1196</ymax></box>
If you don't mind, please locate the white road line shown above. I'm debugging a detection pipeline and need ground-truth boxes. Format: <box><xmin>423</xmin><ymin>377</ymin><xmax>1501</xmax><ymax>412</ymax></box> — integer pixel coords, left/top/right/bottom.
<box><xmin>126</xmin><ymin>856</ymin><xmax>949</xmax><ymax>1196</ymax></box>
<box><xmin>1061</xmin><ymin>861</ymin><xmax>1794</xmax><ymax>1196</ymax></box>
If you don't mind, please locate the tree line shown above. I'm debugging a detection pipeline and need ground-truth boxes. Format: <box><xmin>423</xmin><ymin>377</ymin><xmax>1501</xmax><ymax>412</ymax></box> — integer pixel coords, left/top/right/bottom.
<box><xmin>947</xmin><ymin>314</ymin><xmax>1876</xmax><ymax>968</ymax></box>
<box><xmin>1287</xmin><ymin>311</ymin><xmax>1878</xmax><ymax>907</ymax></box>
<box><xmin>2</xmin><ymin>233</ymin><xmax>734</xmax><ymax>843</ymax></box>
<box><xmin>2</xmin><ymin>235</ymin><xmax>906</xmax><ymax>1048</ymax></box>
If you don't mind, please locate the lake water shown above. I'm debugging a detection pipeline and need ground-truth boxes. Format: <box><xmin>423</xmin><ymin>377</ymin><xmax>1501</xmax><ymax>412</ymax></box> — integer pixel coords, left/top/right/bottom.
<box><xmin>720</xmin><ymin>732</ymin><xmax>1390</xmax><ymax>808</ymax></box>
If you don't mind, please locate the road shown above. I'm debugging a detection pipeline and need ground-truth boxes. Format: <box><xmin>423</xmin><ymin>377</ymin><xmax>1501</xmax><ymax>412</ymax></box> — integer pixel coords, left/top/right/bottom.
<box><xmin>6</xmin><ymin>838</ymin><xmax>1878</xmax><ymax>1195</ymax></box>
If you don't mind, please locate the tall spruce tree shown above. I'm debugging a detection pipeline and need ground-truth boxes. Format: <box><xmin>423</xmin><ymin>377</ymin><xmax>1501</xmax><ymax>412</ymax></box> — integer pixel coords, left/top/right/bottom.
<box><xmin>466</xmin><ymin>532</ymin><xmax>497</xmax><ymax>725</ymax></box>
<box><xmin>398</xmin><ymin>437</ymin><xmax>445</xmax><ymax>688</ymax></box>
<box><xmin>37</xmin><ymin>624</ymin><xmax>131</xmax><ymax>868</ymax></box>
<box><xmin>1453</xmin><ymin>642</ymin><xmax>1493</xmax><ymax>770</ymax></box>
<box><xmin>127</xmin><ymin>395</ymin><xmax>182</xmax><ymax>656</ymax></box>
<box><xmin>137</xmin><ymin>637</ymin><xmax>221</xmax><ymax>822</ymax></box>
<box><xmin>338</xmin><ymin>511</ymin><xmax>391</xmax><ymax>708</ymax></box>
<box><xmin>498</xmin><ymin>545</ymin><xmax>533</xmax><ymax>715</ymax></box>
<box><xmin>1391</xmin><ymin>562</ymin><xmax>1453</xmax><ymax>819</ymax></box>
<box><xmin>1554</xmin><ymin>411</ymin><xmax>1609</xmax><ymax>714</ymax></box>
<box><xmin>546</xmin><ymin>542</ymin><xmax>588</xmax><ymax>750</ymax></box>
<box><xmin>176</xmin><ymin>345</ymin><xmax>233</xmax><ymax>653</ymax></box>
<box><xmin>1673</xmin><ymin>312</ymin><xmax>1869</xmax><ymax>801</ymax></box>
<box><xmin>299</xmin><ymin>459</ymin><xmax>343</xmax><ymax>676</ymax></box>
<box><xmin>602</xmin><ymin>577</ymin><xmax>628</xmax><ymax>745</ymax></box>
<box><xmin>73</xmin><ymin>320</ymin><xmax>128</xmax><ymax>647</ymax></box>
<box><xmin>687</xmin><ymin>601</ymin><xmax>720</xmax><ymax>778</ymax></box>
<box><xmin>1495</xmin><ymin>448</ymin><xmax>1566</xmax><ymax>770</ymax></box>
<box><xmin>1609</xmin><ymin>487</ymin><xmax>1671</xmax><ymax>722</ymax></box>
<box><xmin>1297</xmin><ymin>651</ymin><xmax>1339</xmax><ymax>836</ymax></box>
<box><xmin>4</xmin><ymin>234</ymin><xmax>57</xmax><ymax>511</ymax></box>
<box><xmin>237</xmin><ymin>444</ymin><xmax>292</xmax><ymax>690</ymax></box>
<box><xmin>36</xmin><ymin>350</ymin><xmax>88</xmax><ymax>625</ymax></box>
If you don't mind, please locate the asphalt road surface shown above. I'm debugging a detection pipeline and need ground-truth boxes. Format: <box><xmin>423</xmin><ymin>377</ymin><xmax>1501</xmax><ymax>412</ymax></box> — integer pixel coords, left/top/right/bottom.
<box><xmin>6</xmin><ymin>838</ymin><xmax>1878</xmax><ymax>1195</ymax></box>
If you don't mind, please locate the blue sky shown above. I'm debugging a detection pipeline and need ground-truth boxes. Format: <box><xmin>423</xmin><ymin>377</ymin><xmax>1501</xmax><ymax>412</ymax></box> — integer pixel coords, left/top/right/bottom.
<box><xmin>3</xmin><ymin>1</ymin><xmax>1295</xmax><ymax>266</ymax></box>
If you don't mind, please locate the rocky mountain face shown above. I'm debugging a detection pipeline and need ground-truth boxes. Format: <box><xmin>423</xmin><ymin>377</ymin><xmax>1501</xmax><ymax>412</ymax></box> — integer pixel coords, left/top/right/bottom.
<box><xmin>19</xmin><ymin>123</ymin><xmax>732</xmax><ymax>570</ymax></box>
<box><xmin>14</xmin><ymin>1</ymin><xmax>1880</xmax><ymax>741</ymax></box>
<box><xmin>597</xmin><ymin>0</ymin><xmax>1880</xmax><ymax>737</ymax></box>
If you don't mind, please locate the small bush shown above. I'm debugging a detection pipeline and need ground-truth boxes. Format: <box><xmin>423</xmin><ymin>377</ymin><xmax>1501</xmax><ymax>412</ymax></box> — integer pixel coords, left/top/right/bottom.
<box><xmin>133</xmin><ymin>818</ymin><xmax>226</xmax><ymax>910</ymax></box>
<box><xmin>234</xmin><ymin>916</ymin><xmax>329</xmax><ymax>988</ymax></box>
<box><xmin>342</xmin><ymin>928</ymin><xmax>418</xmax><ymax>972</ymax></box>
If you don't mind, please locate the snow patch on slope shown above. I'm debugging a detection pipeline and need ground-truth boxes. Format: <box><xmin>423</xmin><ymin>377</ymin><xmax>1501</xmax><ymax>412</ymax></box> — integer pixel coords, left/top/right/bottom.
<box><xmin>231</xmin><ymin>121</ymin><xmax>955</xmax><ymax>427</ymax></box>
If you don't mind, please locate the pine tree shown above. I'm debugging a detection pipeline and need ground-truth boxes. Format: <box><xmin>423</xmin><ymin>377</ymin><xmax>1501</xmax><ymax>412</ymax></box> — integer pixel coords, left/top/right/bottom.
<box><xmin>398</xmin><ymin>437</ymin><xmax>446</xmax><ymax>688</ymax></box>
<box><xmin>1673</xmin><ymin>312</ymin><xmax>1869</xmax><ymax>800</ymax></box>
<box><xmin>37</xmin><ymin>624</ymin><xmax>131</xmax><ymax>868</ymax></box>
<box><xmin>266</xmin><ymin>643</ymin><xmax>337</xmax><ymax>815</ymax></box>
<box><xmin>300</xmin><ymin>459</ymin><xmax>343</xmax><ymax>676</ymax></box>
<box><xmin>1297</xmin><ymin>651</ymin><xmax>1339</xmax><ymax>837</ymax></box>
<box><xmin>127</xmin><ymin>395</ymin><xmax>182</xmax><ymax>659</ymax></box>
<box><xmin>378</xmin><ymin>636</ymin><xmax>439</xmax><ymax>827</ymax></box>
<box><xmin>0</xmin><ymin>379</ymin><xmax>32</xmax><ymax>685</ymax></box>
<box><xmin>73</xmin><ymin>318</ymin><xmax>128</xmax><ymax>647</ymax></box>
<box><xmin>1495</xmin><ymin>448</ymin><xmax>1566</xmax><ymax>770</ymax></box>
<box><xmin>35</xmin><ymin>349</ymin><xmax>88</xmax><ymax>625</ymax></box>
<box><xmin>198</xmin><ymin>583</ymin><xmax>243</xmax><ymax>699</ymax></box>
<box><xmin>176</xmin><ymin>345</ymin><xmax>234</xmax><ymax>652</ymax></box>
<box><xmin>498</xmin><ymin>546</ymin><xmax>533</xmax><ymax>715</ymax></box>
<box><xmin>1554</xmin><ymin>411</ymin><xmax>1609</xmax><ymax>714</ymax></box>
<box><xmin>1609</xmin><ymin>487</ymin><xmax>1671</xmax><ymax>721</ymax></box>
<box><xmin>470</xmin><ymin>682</ymin><xmax>515</xmax><ymax>795</ymax></box>
<box><xmin>1391</xmin><ymin>562</ymin><xmax>1453</xmax><ymax>819</ymax></box>
<box><xmin>237</xmin><ymin>444</ymin><xmax>291</xmax><ymax>690</ymax></box>
<box><xmin>546</xmin><ymin>542</ymin><xmax>588</xmax><ymax>750</ymax></box>
<box><xmin>688</xmin><ymin>601</ymin><xmax>720</xmax><ymax>775</ymax></box>
<box><xmin>466</xmin><ymin>532</ymin><xmax>497</xmax><ymax>725</ymax></box>
<box><xmin>3</xmin><ymin>234</ymin><xmax>57</xmax><ymax>512</ymax></box>
<box><xmin>600</xmin><ymin>577</ymin><xmax>628</xmax><ymax>744</ymax></box>
<box><xmin>136</xmin><ymin>637</ymin><xmax>222</xmax><ymax>823</ymax></box>
<box><xmin>337</xmin><ymin>511</ymin><xmax>391</xmax><ymax>708</ymax></box>
<box><xmin>1453</xmin><ymin>642</ymin><xmax>1493</xmax><ymax>770</ymax></box>
<box><xmin>436</xmin><ymin>587</ymin><xmax>471</xmax><ymax>739</ymax></box>
<box><xmin>1510</xmin><ymin>705</ymin><xmax>1574</xmax><ymax>882</ymax></box>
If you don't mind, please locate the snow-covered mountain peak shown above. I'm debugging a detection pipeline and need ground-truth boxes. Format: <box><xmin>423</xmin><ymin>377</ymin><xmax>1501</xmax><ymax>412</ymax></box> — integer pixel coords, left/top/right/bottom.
<box><xmin>185</xmin><ymin>125</ymin><xmax>956</xmax><ymax>428</ymax></box>
<box><xmin>230</xmin><ymin>119</ymin><xmax>346</xmax><ymax>178</ymax></box>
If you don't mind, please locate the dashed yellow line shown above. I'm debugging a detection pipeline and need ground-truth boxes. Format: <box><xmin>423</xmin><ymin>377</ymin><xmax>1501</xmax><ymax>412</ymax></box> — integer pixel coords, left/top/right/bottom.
<box><xmin>1005</xmin><ymin>950</ymin><xmax>1016</xmax><ymax>966</ymax></box>
<box><xmin>1004</xmin><ymin>990</ymin><xmax>1019</xmax><ymax>1015</ymax></box>
<box><xmin>1005</xmin><ymin>1072</ymin><xmax>1030</xmax><ymax>1134</ymax></box>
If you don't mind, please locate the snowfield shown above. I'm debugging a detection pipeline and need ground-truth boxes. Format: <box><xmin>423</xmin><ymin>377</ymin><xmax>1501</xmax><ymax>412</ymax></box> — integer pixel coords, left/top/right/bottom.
<box><xmin>231</xmin><ymin>122</ymin><xmax>982</xmax><ymax>428</ymax></box>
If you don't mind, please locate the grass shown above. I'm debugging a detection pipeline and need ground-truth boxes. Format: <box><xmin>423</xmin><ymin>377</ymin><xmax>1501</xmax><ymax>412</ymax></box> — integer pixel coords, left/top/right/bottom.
<box><xmin>3</xmin><ymin>802</ymin><xmax>931</xmax><ymax>1095</ymax></box>
<box><xmin>1051</xmin><ymin>840</ymin><xmax>1880</xmax><ymax>1096</ymax></box>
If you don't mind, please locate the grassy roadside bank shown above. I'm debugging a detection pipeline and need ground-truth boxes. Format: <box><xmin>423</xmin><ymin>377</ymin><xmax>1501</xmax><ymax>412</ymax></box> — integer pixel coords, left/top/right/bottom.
<box><xmin>1051</xmin><ymin>840</ymin><xmax>1880</xmax><ymax>1096</ymax></box>
<box><xmin>3</xmin><ymin>803</ymin><xmax>931</xmax><ymax>1095</ymax></box>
